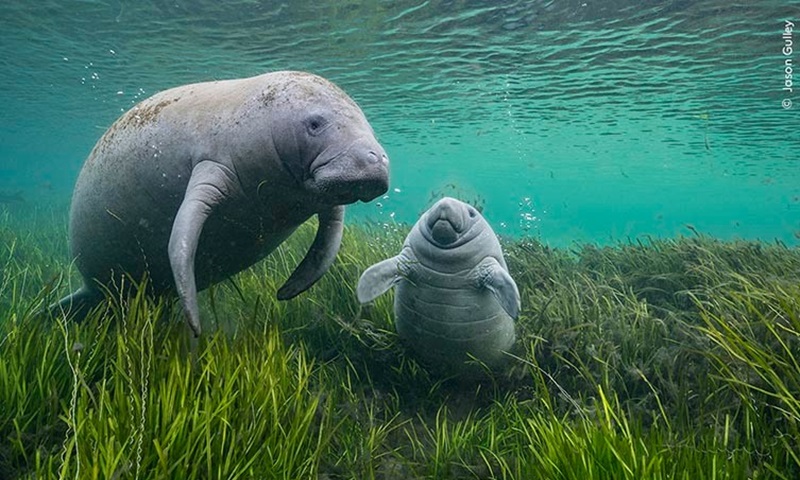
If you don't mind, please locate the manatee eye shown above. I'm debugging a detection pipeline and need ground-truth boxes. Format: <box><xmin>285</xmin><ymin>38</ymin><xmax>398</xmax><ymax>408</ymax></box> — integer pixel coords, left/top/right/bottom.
<box><xmin>304</xmin><ymin>114</ymin><xmax>328</xmax><ymax>136</ymax></box>
<box><xmin>468</xmin><ymin>208</ymin><xmax>477</xmax><ymax>218</ymax></box>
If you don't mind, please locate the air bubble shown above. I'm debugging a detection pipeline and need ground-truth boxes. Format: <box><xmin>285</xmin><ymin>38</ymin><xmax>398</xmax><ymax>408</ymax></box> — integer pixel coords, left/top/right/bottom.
<box><xmin>518</xmin><ymin>196</ymin><xmax>541</xmax><ymax>233</ymax></box>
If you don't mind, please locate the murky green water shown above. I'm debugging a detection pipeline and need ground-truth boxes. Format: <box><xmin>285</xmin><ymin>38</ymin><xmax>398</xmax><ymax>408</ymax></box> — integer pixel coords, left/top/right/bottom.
<box><xmin>1</xmin><ymin>0</ymin><xmax>798</xmax><ymax>245</ymax></box>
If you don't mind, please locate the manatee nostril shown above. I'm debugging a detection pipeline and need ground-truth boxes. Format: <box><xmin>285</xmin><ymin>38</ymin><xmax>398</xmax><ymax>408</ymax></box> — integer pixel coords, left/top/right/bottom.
<box><xmin>366</xmin><ymin>150</ymin><xmax>389</xmax><ymax>165</ymax></box>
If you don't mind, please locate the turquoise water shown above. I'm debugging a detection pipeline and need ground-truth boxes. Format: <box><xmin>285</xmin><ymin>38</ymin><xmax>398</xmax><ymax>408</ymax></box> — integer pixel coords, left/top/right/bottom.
<box><xmin>1</xmin><ymin>0</ymin><xmax>798</xmax><ymax>245</ymax></box>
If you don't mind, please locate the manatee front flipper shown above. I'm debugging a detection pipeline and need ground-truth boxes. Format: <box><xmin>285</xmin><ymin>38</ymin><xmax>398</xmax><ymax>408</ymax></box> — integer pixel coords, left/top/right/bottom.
<box><xmin>277</xmin><ymin>205</ymin><xmax>345</xmax><ymax>300</ymax></box>
<box><xmin>473</xmin><ymin>257</ymin><xmax>521</xmax><ymax>319</ymax></box>
<box><xmin>169</xmin><ymin>160</ymin><xmax>242</xmax><ymax>337</ymax></box>
<box><xmin>356</xmin><ymin>255</ymin><xmax>404</xmax><ymax>303</ymax></box>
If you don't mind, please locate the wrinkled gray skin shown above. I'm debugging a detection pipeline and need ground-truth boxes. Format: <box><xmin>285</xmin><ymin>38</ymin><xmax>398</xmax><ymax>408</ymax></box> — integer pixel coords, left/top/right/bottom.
<box><xmin>357</xmin><ymin>197</ymin><xmax>519</xmax><ymax>371</ymax></box>
<box><xmin>55</xmin><ymin>71</ymin><xmax>390</xmax><ymax>337</ymax></box>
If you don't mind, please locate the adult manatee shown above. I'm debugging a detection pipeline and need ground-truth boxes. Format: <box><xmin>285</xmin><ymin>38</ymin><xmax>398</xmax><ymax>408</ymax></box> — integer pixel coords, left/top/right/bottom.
<box><xmin>56</xmin><ymin>71</ymin><xmax>390</xmax><ymax>336</ymax></box>
<box><xmin>357</xmin><ymin>197</ymin><xmax>519</xmax><ymax>371</ymax></box>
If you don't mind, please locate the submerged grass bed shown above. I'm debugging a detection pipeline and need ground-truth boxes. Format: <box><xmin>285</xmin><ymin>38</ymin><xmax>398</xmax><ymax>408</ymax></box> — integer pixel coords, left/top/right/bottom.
<box><xmin>1</xmin><ymin>204</ymin><xmax>799</xmax><ymax>479</ymax></box>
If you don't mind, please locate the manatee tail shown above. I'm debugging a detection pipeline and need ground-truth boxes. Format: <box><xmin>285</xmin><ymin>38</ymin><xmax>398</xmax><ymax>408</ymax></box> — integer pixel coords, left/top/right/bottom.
<box><xmin>49</xmin><ymin>286</ymin><xmax>102</xmax><ymax>321</ymax></box>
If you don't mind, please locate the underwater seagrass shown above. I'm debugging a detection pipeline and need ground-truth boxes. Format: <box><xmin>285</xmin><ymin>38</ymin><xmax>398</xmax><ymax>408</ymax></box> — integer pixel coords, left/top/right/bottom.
<box><xmin>52</xmin><ymin>71</ymin><xmax>390</xmax><ymax>336</ymax></box>
<box><xmin>357</xmin><ymin>197</ymin><xmax>520</xmax><ymax>372</ymax></box>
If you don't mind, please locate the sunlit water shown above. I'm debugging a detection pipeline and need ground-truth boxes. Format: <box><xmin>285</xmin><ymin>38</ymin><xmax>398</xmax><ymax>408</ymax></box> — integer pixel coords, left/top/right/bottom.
<box><xmin>1</xmin><ymin>0</ymin><xmax>798</xmax><ymax>245</ymax></box>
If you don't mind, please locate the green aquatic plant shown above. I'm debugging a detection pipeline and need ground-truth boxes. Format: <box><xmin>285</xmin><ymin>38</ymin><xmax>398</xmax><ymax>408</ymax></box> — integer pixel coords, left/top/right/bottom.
<box><xmin>2</xmin><ymin>207</ymin><xmax>800</xmax><ymax>478</ymax></box>
<box><xmin>2</xmin><ymin>291</ymin><xmax>333</xmax><ymax>479</ymax></box>
<box><xmin>693</xmin><ymin>273</ymin><xmax>800</xmax><ymax>475</ymax></box>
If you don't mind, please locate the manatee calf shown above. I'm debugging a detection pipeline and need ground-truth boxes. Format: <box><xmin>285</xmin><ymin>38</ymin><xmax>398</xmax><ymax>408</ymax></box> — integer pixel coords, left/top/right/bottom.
<box><xmin>357</xmin><ymin>197</ymin><xmax>520</xmax><ymax>371</ymax></box>
<box><xmin>56</xmin><ymin>71</ymin><xmax>390</xmax><ymax>336</ymax></box>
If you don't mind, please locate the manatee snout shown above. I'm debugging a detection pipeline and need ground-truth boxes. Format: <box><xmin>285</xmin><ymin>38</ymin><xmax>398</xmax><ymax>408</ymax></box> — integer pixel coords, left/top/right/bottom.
<box><xmin>354</xmin><ymin>145</ymin><xmax>390</xmax><ymax>200</ymax></box>
<box><xmin>312</xmin><ymin>141</ymin><xmax>389</xmax><ymax>203</ymax></box>
<box><xmin>346</xmin><ymin>165</ymin><xmax>389</xmax><ymax>203</ymax></box>
<box><xmin>426</xmin><ymin>197</ymin><xmax>477</xmax><ymax>245</ymax></box>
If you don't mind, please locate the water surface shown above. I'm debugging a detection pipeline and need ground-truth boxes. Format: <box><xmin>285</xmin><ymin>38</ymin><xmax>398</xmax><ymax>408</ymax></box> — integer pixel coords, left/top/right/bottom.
<box><xmin>1</xmin><ymin>0</ymin><xmax>797</xmax><ymax>244</ymax></box>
